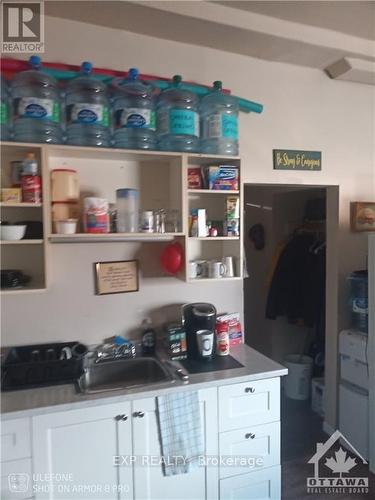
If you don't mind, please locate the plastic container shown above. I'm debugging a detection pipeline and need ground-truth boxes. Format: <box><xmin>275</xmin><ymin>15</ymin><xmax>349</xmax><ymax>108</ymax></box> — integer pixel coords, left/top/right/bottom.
<box><xmin>200</xmin><ymin>81</ymin><xmax>239</xmax><ymax>155</ymax></box>
<box><xmin>51</xmin><ymin>169</ymin><xmax>79</xmax><ymax>202</ymax></box>
<box><xmin>283</xmin><ymin>354</ymin><xmax>313</xmax><ymax>400</ymax></box>
<box><xmin>1</xmin><ymin>75</ymin><xmax>10</xmax><ymax>141</ymax></box>
<box><xmin>112</xmin><ymin>68</ymin><xmax>156</xmax><ymax>150</ymax></box>
<box><xmin>83</xmin><ymin>197</ymin><xmax>109</xmax><ymax>233</ymax></box>
<box><xmin>52</xmin><ymin>202</ymin><xmax>80</xmax><ymax>228</ymax></box>
<box><xmin>65</xmin><ymin>61</ymin><xmax>110</xmax><ymax>147</ymax></box>
<box><xmin>55</xmin><ymin>219</ymin><xmax>78</xmax><ymax>235</ymax></box>
<box><xmin>348</xmin><ymin>270</ymin><xmax>368</xmax><ymax>333</ymax></box>
<box><xmin>156</xmin><ymin>75</ymin><xmax>199</xmax><ymax>152</ymax></box>
<box><xmin>11</xmin><ymin>56</ymin><xmax>63</xmax><ymax>144</ymax></box>
<box><xmin>116</xmin><ymin>188</ymin><xmax>139</xmax><ymax>233</ymax></box>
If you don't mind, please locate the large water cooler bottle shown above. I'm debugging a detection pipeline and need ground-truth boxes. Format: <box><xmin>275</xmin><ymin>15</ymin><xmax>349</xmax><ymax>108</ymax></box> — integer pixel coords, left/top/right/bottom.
<box><xmin>11</xmin><ymin>55</ymin><xmax>63</xmax><ymax>144</ymax></box>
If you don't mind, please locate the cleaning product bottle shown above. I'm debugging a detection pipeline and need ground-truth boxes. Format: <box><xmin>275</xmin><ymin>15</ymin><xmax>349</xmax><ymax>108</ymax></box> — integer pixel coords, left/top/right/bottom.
<box><xmin>65</xmin><ymin>61</ymin><xmax>110</xmax><ymax>147</ymax></box>
<box><xmin>112</xmin><ymin>68</ymin><xmax>156</xmax><ymax>150</ymax></box>
<box><xmin>141</xmin><ymin>318</ymin><xmax>156</xmax><ymax>356</ymax></box>
<box><xmin>11</xmin><ymin>55</ymin><xmax>63</xmax><ymax>144</ymax></box>
<box><xmin>200</xmin><ymin>80</ymin><xmax>239</xmax><ymax>155</ymax></box>
<box><xmin>156</xmin><ymin>75</ymin><xmax>199</xmax><ymax>152</ymax></box>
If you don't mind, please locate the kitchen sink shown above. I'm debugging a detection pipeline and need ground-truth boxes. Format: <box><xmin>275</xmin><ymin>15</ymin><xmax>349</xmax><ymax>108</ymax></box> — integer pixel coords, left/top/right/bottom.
<box><xmin>77</xmin><ymin>357</ymin><xmax>174</xmax><ymax>394</ymax></box>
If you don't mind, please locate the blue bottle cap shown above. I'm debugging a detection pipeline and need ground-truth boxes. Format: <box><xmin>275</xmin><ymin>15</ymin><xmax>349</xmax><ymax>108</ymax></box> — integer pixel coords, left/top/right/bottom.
<box><xmin>29</xmin><ymin>55</ymin><xmax>41</xmax><ymax>69</ymax></box>
<box><xmin>81</xmin><ymin>61</ymin><xmax>93</xmax><ymax>74</ymax></box>
<box><xmin>173</xmin><ymin>75</ymin><xmax>182</xmax><ymax>85</ymax></box>
<box><xmin>128</xmin><ymin>68</ymin><xmax>139</xmax><ymax>80</ymax></box>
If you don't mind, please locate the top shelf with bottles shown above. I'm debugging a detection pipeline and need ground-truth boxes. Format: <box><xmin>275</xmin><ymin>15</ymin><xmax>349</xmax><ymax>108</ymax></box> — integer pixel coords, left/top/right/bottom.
<box><xmin>0</xmin><ymin>141</ymin><xmax>240</xmax><ymax>163</ymax></box>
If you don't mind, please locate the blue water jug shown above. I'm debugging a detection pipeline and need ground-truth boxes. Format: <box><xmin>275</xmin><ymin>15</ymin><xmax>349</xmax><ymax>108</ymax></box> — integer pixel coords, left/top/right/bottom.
<box><xmin>1</xmin><ymin>75</ymin><xmax>10</xmax><ymax>141</ymax></box>
<box><xmin>65</xmin><ymin>62</ymin><xmax>110</xmax><ymax>147</ymax></box>
<box><xmin>200</xmin><ymin>81</ymin><xmax>239</xmax><ymax>155</ymax></box>
<box><xmin>11</xmin><ymin>56</ymin><xmax>63</xmax><ymax>144</ymax></box>
<box><xmin>112</xmin><ymin>68</ymin><xmax>156</xmax><ymax>150</ymax></box>
<box><xmin>156</xmin><ymin>75</ymin><xmax>199</xmax><ymax>152</ymax></box>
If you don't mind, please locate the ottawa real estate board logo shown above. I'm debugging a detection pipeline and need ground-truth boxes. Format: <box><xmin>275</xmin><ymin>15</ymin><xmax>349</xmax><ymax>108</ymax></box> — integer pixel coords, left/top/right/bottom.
<box><xmin>307</xmin><ymin>430</ymin><xmax>369</xmax><ymax>495</ymax></box>
<box><xmin>1</xmin><ymin>1</ymin><xmax>44</xmax><ymax>53</ymax></box>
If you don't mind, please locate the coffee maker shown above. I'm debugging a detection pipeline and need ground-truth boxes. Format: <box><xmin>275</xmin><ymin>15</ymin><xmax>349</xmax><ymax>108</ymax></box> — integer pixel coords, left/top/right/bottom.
<box><xmin>183</xmin><ymin>303</ymin><xmax>216</xmax><ymax>360</ymax></box>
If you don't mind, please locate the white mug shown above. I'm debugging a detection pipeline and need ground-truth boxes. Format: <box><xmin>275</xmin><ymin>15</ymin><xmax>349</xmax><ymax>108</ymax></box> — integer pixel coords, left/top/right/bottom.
<box><xmin>196</xmin><ymin>329</ymin><xmax>214</xmax><ymax>357</ymax></box>
<box><xmin>222</xmin><ymin>256</ymin><xmax>235</xmax><ymax>278</ymax></box>
<box><xmin>189</xmin><ymin>260</ymin><xmax>206</xmax><ymax>279</ymax></box>
<box><xmin>208</xmin><ymin>260</ymin><xmax>227</xmax><ymax>279</ymax></box>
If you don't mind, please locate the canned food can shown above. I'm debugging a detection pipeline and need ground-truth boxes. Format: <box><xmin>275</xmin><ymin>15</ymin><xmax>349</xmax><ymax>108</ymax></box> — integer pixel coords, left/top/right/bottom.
<box><xmin>216</xmin><ymin>321</ymin><xmax>230</xmax><ymax>356</ymax></box>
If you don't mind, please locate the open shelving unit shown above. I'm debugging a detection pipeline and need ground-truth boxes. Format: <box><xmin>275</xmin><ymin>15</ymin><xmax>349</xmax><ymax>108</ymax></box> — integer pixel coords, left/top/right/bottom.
<box><xmin>1</xmin><ymin>143</ymin><xmax>47</xmax><ymax>293</ymax></box>
<box><xmin>1</xmin><ymin>141</ymin><xmax>242</xmax><ymax>289</ymax></box>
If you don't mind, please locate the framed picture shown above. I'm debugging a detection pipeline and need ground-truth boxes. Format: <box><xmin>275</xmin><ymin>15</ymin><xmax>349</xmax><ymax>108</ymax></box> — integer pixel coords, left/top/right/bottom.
<box><xmin>350</xmin><ymin>202</ymin><xmax>375</xmax><ymax>232</ymax></box>
<box><xmin>94</xmin><ymin>260</ymin><xmax>139</xmax><ymax>295</ymax></box>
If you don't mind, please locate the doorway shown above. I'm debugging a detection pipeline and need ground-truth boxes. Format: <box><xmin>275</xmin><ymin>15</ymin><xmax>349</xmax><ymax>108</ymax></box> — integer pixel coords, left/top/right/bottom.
<box><xmin>243</xmin><ymin>183</ymin><xmax>339</xmax><ymax>460</ymax></box>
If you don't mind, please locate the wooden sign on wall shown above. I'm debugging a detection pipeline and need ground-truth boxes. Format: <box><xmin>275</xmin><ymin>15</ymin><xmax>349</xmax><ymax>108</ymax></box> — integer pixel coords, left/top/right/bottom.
<box><xmin>273</xmin><ymin>150</ymin><xmax>322</xmax><ymax>171</ymax></box>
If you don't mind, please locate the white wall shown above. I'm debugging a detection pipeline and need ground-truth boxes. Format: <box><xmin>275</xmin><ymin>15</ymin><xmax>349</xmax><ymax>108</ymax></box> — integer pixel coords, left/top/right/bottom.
<box><xmin>2</xmin><ymin>16</ymin><xmax>374</xmax><ymax>429</ymax></box>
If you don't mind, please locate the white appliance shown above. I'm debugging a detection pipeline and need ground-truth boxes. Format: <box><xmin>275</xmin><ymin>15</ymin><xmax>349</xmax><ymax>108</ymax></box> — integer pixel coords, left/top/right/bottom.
<box><xmin>339</xmin><ymin>329</ymin><xmax>369</xmax><ymax>460</ymax></box>
<box><xmin>339</xmin><ymin>330</ymin><xmax>369</xmax><ymax>390</ymax></box>
<box><xmin>339</xmin><ymin>381</ymin><xmax>369</xmax><ymax>459</ymax></box>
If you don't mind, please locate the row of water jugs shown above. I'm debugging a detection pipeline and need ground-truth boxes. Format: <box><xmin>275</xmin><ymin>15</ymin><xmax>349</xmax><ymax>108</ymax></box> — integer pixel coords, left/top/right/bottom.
<box><xmin>1</xmin><ymin>56</ymin><xmax>239</xmax><ymax>155</ymax></box>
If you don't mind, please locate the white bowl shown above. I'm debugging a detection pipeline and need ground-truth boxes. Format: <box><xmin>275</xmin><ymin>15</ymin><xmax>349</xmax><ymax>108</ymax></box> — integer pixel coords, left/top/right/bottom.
<box><xmin>55</xmin><ymin>219</ymin><xmax>78</xmax><ymax>235</ymax></box>
<box><xmin>0</xmin><ymin>225</ymin><xmax>27</xmax><ymax>240</ymax></box>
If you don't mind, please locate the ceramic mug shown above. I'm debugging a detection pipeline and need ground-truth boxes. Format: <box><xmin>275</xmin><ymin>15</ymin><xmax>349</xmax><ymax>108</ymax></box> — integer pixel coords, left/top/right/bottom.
<box><xmin>196</xmin><ymin>329</ymin><xmax>214</xmax><ymax>358</ymax></box>
<box><xmin>222</xmin><ymin>256</ymin><xmax>235</xmax><ymax>278</ymax></box>
<box><xmin>208</xmin><ymin>260</ymin><xmax>227</xmax><ymax>279</ymax></box>
<box><xmin>189</xmin><ymin>260</ymin><xmax>206</xmax><ymax>279</ymax></box>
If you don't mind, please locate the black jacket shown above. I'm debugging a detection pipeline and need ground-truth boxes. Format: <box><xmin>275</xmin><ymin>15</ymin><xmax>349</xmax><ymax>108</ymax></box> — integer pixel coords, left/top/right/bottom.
<box><xmin>265</xmin><ymin>234</ymin><xmax>325</xmax><ymax>328</ymax></box>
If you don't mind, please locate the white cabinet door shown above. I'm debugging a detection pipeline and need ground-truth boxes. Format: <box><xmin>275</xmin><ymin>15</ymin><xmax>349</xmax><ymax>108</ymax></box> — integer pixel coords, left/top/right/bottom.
<box><xmin>220</xmin><ymin>466</ymin><xmax>281</xmax><ymax>500</ymax></box>
<box><xmin>132</xmin><ymin>388</ymin><xmax>218</xmax><ymax>500</ymax></box>
<box><xmin>32</xmin><ymin>402</ymin><xmax>133</xmax><ymax>500</ymax></box>
<box><xmin>1</xmin><ymin>418</ymin><xmax>31</xmax><ymax>462</ymax></box>
<box><xmin>219</xmin><ymin>422</ymin><xmax>280</xmax><ymax>478</ymax></box>
<box><xmin>218</xmin><ymin>378</ymin><xmax>280</xmax><ymax>431</ymax></box>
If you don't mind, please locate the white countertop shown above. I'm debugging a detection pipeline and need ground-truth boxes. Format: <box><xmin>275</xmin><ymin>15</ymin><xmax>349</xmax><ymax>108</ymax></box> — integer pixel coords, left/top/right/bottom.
<box><xmin>1</xmin><ymin>345</ymin><xmax>287</xmax><ymax>419</ymax></box>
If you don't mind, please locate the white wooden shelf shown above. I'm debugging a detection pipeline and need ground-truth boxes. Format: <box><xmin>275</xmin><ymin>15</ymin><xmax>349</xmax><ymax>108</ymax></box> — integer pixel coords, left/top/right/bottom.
<box><xmin>189</xmin><ymin>236</ymin><xmax>240</xmax><ymax>241</ymax></box>
<box><xmin>1</xmin><ymin>141</ymin><xmax>242</xmax><ymax>285</ymax></box>
<box><xmin>1</xmin><ymin>239</ymin><xmax>44</xmax><ymax>245</ymax></box>
<box><xmin>188</xmin><ymin>189</ymin><xmax>239</xmax><ymax>195</ymax></box>
<box><xmin>0</xmin><ymin>202</ymin><xmax>43</xmax><ymax>208</ymax></box>
<box><xmin>0</xmin><ymin>283</ymin><xmax>46</xmax><ymax>295</ymax></box>
<box><xmin>188</xmin><ymin>277</ymin><xmax>242</xmax><ymax>283</ymax></box>
<box><xmin>49</xmin><ymin>233</ymin><xmax>184</xmax><ymax>243</ymax></box>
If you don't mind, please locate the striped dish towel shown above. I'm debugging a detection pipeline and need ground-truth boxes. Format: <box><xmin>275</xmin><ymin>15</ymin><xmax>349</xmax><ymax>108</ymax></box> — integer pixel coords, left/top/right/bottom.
<box><xmin>156</xmin><ymin>392</ymin><xmax>204</xmax><ymax>476</ymax></box>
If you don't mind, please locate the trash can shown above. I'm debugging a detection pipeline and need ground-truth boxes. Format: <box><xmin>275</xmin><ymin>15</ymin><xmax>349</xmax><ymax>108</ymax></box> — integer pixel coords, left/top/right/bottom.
<box><xmin>283</xmin><ymin>354</ymin><xmax>313</xmax><ymax>400</ymax></box>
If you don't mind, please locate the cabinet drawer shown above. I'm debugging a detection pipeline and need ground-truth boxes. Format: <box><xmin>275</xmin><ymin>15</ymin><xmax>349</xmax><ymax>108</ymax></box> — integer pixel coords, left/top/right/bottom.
<box><xmin>218</xmin><ymin>378</ymin><xmax>280</xmax><ymax>431</ymax></box>
<box><xmin>1</xmin><ymin>418</ymin><xmax>31</xmax><ymax>462</ymax></box>
<box><xmin>220</xmin><ymin>465</ymin><xmax>281</xmax><ymax>500</ymax></box>
<box><xmin>0</xmin><ymin>458</ymin><xmax>32</xmax><ymax>500</ymax></box>
<box><xmin>219</xmin><ymin>422</ymin><xmax>280</xmax><ymax>478</ymax></box>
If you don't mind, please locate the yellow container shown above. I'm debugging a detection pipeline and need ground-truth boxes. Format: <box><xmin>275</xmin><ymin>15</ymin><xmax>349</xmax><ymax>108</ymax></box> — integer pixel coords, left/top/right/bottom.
<box><xmin>1</xmin><ymin>188</ymin><xmax>22</xmax><ymax>203</ymax></box>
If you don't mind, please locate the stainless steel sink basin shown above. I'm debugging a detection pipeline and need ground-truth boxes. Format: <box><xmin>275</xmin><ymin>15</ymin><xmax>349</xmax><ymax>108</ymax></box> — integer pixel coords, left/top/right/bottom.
<box><xmin>77</xmin><ymin>357</ymin><xmax>174</xmax><ymax>394</ymax></box>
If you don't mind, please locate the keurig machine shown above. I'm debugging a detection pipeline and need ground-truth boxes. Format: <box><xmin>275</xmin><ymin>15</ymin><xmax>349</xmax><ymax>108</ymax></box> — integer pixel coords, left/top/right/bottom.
<box><xmin>183</xmin><ymin>303</ymin><xmax>216</xmax><ymax>360</ymax></box>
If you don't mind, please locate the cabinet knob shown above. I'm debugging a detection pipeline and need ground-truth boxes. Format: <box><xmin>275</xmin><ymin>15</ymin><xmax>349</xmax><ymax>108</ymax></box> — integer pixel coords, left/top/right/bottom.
<box><xmin>115</xmin><ymin>414</ymin><xmax>128</xmax><ymax>421</ymax></box>
<box><xmin>133</xmin><ymin>411</ymin><xmax>145</xmax><ymax>418</ymax></box>
<box><xmin>245</xmin><ymin>433</ymin><xmax>255</xmax><ymax>439</ymax></box>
